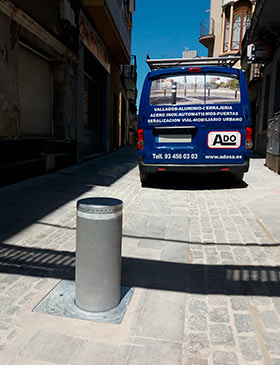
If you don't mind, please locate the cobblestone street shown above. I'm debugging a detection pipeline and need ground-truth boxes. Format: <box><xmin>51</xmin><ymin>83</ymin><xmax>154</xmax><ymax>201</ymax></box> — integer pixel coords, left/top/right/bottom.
<box><xmin>0</xmin><ymin>147</ymin><xmax>280</xmax><ymax>364</ymax></box>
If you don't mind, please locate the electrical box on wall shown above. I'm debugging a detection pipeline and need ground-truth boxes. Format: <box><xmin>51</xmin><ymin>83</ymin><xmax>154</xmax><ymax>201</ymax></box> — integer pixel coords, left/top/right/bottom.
<box><xmin>247</xmin><ymin>41</ymin><xmax>273</xmax><ymax>64</ymax></box>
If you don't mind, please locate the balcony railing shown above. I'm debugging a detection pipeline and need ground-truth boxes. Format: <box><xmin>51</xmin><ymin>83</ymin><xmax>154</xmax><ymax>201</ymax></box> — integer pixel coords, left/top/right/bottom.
<box><xmin>200</xmin><ymin>18</ymin><xmax>215</xmax><ymax>38</ymax></box>
<box><xmin>121</xmin><ymin>55</ymin><xmax>137</xmax><ymax>81</ymax></box>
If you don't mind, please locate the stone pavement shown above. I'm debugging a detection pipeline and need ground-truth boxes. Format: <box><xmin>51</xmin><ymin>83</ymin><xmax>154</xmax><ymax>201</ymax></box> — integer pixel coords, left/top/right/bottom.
<box><xmin>0</xmin><ymin>147</ymin><xmax>280</xmax><ymax>364</ymax></box>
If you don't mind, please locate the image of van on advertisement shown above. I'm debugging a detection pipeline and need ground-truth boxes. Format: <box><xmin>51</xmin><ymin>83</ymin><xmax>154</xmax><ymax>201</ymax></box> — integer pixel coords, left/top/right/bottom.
<box><xmin>137</xmin><ymin>57</ymin><xmax>253</xmax><ymax>185</ymax></box>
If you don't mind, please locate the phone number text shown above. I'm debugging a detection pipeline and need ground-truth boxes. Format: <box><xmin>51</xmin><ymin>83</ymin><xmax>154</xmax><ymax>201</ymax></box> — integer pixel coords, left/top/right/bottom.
<box><xmin>152</xmin><ymin>153</ymin><xmax>198</xmax><ymax>160</ymax></box>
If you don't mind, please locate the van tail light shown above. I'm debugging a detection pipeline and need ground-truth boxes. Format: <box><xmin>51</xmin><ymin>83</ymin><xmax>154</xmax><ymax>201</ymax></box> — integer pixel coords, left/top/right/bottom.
<box><xmin>245</xmin><ymin>127</ymin><xmax>253</xmax><ymax>150</ymax></box>
<box><xmin>137</xmin><ymin>129</ymin><xmax>144</xmax><ymax>150</ymax></box>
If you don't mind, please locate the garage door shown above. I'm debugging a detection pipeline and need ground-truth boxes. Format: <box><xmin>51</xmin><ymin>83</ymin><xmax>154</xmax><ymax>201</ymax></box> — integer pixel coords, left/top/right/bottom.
<box><xmin>19</xmin><ymin>45</ymin><xmax>52</xmax><ymax>135</ymax></box>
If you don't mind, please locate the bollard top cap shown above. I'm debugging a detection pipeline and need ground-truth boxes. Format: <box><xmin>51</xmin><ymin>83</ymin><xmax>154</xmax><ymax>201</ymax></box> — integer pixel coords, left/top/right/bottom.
<box><xmin>77</xmin><ymin>197</ymin><xmax>123</xmax><ymax>214</ymax></box>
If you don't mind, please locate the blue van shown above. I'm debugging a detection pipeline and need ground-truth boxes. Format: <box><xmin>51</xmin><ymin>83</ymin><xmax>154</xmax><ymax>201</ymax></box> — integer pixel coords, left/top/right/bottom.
<box><xmin>137</xmin><ymin>58</ymin><xmax>252</xmax><ymax>185</ymax></box>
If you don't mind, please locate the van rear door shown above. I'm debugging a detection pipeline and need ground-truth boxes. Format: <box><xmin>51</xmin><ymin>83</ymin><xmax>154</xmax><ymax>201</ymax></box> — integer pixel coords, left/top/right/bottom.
<box><xmin>139</xmin><ymin>67</ymin><xmax>249</xmax><ymax>166</ymax></box>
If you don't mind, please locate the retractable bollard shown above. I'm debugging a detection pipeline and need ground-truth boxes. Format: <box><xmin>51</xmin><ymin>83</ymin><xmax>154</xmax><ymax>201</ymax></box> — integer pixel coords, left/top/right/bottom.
<box><xmin>75</xmin><ymin>197</ymin><xmax>123</xmax><ymax>312</ymax></box>
<box><xmin>171</xmin><ymin>81</ymin><xmax>177</xmax><ymax>105</ymax></box>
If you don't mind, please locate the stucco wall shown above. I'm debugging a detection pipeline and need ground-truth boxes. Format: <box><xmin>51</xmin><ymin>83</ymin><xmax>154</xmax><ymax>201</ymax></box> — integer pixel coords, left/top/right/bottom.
<box><xmin>53</xmin><ymin>60</ymin><xmax>76</xmax><ymax>140</ymax></box>
<box><xmin>11</xmin><ymin>0</ymin><xmax>61</xmax><ymax>39</ymax></box>
<box><xmin>0</xmin><ymin>12</ymin><xmax>20</xmax><ymax>139</ymax></box>
<box><xmin>105</xmin><ymin>0</ymin><xmax>131</xmax><ymax>55</ymax></box>
<box><xmin>210</xmin><ymin>0</ymin><xmax>223</xmax><ymax>57</ymax></box>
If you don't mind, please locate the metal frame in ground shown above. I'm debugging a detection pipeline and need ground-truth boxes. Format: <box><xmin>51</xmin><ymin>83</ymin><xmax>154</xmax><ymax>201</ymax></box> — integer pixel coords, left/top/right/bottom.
<box><xmin>33</xmin><ymin>280</ymin><xmax>134</xmax><ymax>324</ymax></box>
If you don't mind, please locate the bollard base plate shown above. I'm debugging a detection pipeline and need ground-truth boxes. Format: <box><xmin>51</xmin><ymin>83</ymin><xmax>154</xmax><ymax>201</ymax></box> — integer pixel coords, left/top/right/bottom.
<box><xmin>33</xmin><ymin>280</ymin><xmax>134</xmax><ymax>324</ymax></box>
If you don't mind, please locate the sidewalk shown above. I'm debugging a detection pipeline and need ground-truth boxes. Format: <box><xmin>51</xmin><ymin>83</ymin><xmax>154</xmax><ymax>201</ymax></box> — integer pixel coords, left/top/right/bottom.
<box><xmin>0</xmin><ymin>147</ymin><xmax>280</xmax><ymax>365</ymax></box>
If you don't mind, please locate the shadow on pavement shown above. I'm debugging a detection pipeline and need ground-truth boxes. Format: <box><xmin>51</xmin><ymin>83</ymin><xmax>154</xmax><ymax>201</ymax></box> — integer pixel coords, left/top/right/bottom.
<box><xmin>0</xmin><ymin>147</ymin><xmax>137</xmax><ymax>240</ymax></box>
<box><xmin>0</xmin><ymin>242</ymin><xmax>279</xmax><ymax>297</ymax></box>
<box><xmin>122</xmin><ymin>257</ymin><xmax>280</xmax><ymax>297</ymax></box>
<box><xmin>142</xmin><ymin>172</ymin><xmax>248</xmax><ymax>190</ymax></box>
<box><xmin>123</xmin><ymin>234</ymin><xmax>280</xmax><ymax>248</ymax></box>
<box><xmin>250</xmin><ymin>154</ymin><xmax>265</xmax><ymax>159</ymax></box>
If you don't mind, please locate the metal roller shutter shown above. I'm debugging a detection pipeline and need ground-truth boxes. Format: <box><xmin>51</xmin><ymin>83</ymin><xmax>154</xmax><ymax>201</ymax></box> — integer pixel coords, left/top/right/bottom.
<box><xmin>19</xmin><ymin>45</ymin><xmax>52</xmax><ymax>135</ymax></box>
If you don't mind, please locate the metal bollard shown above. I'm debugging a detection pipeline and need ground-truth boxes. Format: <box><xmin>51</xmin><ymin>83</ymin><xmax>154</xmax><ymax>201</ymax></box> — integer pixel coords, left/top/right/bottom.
<box><xmin>171</xmin><ymin>81</ymin><xmax>177</xmax><ymax>104</ymax></box>
<box><xmin>75</xmin><ymin>197</ymin><xmax>123</xmax><ymax>312</ymax></box>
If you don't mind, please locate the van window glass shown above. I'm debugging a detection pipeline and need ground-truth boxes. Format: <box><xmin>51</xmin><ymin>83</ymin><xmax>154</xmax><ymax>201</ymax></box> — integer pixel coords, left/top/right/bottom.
<box><xmin>206</xmin><ymin>74</ymin><xmax>240</xmax><ymax>104</ymax></box>
<box><xmin>150</xmin><ymin>75</ymin><xmax>204</xmax><ymax>106</ymax></box>
<box><xmin>150</xmin><ymin>73</ymin><xmax>240</xmax><ymax>106</ymax></box>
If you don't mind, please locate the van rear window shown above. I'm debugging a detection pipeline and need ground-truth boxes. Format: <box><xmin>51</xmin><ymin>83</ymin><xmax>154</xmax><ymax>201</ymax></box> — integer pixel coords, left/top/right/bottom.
<box><xmin>150</xmin><ymin>73</ymin><xmax>240</xmax><ymax>106</ymax></box>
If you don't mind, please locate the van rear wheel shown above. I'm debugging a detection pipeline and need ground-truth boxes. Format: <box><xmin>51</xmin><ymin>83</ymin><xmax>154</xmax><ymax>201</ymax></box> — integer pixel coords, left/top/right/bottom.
<box><xmin>232</xmin><ymin>172</ymin><xmax>244</xmax><ymax>182</ymax></box>
<box><xmin>140</xmin><ymin>171</ymin><xmax>150</xmax><ymax>186</ymax></box>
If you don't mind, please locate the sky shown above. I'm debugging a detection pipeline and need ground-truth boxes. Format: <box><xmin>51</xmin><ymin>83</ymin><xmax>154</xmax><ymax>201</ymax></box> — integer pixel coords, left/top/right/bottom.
<box><xmin>131</xmin><ymin>0</ymin><xmax>210</xmax><ymax>106</ymax></box>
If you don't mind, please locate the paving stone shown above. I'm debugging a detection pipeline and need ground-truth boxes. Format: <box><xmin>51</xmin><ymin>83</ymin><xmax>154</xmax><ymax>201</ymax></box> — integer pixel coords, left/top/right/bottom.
<box><xmin>233</xmin><ymin>247</ymin><xmax>249</xmax><ymax>256</ymax></box>
<box><xmin>183</xmin><ymin>357</ymin><xmax>208</xmax><ymax>365</ymax></box>
<box><xmin>128</xmin><ymin>337</ymin><xmax>182</xmax><ymax>365</ymax></box>
<box><xmin>206</xmin><ymin>256</ymin><xmax>219</xmax><ymax>264</ymax></box>
<box><xmin>137</xmin><ymin>238</ymin><xmax>163</xmax><ymax>249</ymax></box>
<box><xmin>6</xmin><ymin>329</ymin><xmax>18</xmax><ymax>341</ymax></box>
<box><xmin>191</xmin><ymin>250</ymin><xmax>204</xmax><ymax>260</ymax></box>
<box><xmin>212</xmin><ymin>351</ymin><xmax>239</xmax><ymax>365</ymax></box>
<box><xmin>210</xmin><ymin>324</ymin><xmax>235</xmax><ymax>346</ymax></box>
<box><xmin>71</xmin><ymin>340</ymin><xmax>130</xmax><ymax>365</ymax></box>
<box><xmin>205</xmin><ymin>248</ymin><xmax>217</xmax><ymax>255</ymax></box>
<box><xmin>250</xmin><ymin>296</ymin><xmax>273</xmax><ymax>307</ymax></box>
<box><xmin>18</xmin><ymin>292</ymin><xmax>36</xmax><ymax>306</ymax></box>
<box><xmin>239</xmin><ymin>336</ymin><xmax>263</xmax><ymax>362</ymax></box>
<box><xmin>168</xmin><ymin>215</ymin><xmax>190</xmax><ymax>227</ymax></box>
<box><xmin>135</xmin><ymin>290</ymin><xmax>186</xmax><ymax>342</ymax></box>
<box><xmin>188</xmin><ymin>314</ymin><xmax>208</xmax><ymax>331</ymax></box>
<box><xmin>221</xmin><ymin>251</ymin><xmax>234</xmax><ymax>260</ymax></box>
<box><xmin>8</xmin><ymin>281</ymin><xmax>32</xmax><ymax>297</ymax></box>
<box><xmin>230</xmin><ymin>297</ymin><xmax>248</xmax><ymax>311</ymax></box>
<box><xmin>234</xmin><ymin>255</ymin><xmax>252</xmax><ymax>265</ymax></box>
<box><xmin>202</xmin><ymin>229</ymin><xmax>213</xmax><ymax>234</ymax></box>
<box><xmin>0</xmin><ymin>275</ymin><xmax>20</xmax><ymax>287</ymax></box>
<box><xmin>0</xmin><ymin>296</ymin><xmax>15</xmax><ymax>313</ymax></box>
<box><xmin>0</xmin><ymin>314</ymin><xmax>12</xmax><ymax>330</ymax></box>
<box><xmin>264</xmin><ymin>333</ymin><xmax>280</xmax><ymax>357</ymax></box>
<box><xmin>234</xmin><ymin>314</ymin><xmax>255</xmax><ymax>333</ymax></box>
<box><xmin>20</xmin><ymin>330</ymin><xmax>82</xmax><ymax>363</ymax></box>
<box><xmin>160</xmin><ymin>242</ymin><xmax>189</xmax><ymax>263</ymax></box>
<box><xmin>165</xmin><ymin>226</ymin><xmax>189</xmax><ymax>242</ymax></box>
<box><xmin>187</xmin><ymin>332</ymin><xmax>210</xmax><ymax>355</ymax></box>
<box><xmin>209</xmin><ymin>307</ymin><xmax>230</xmax><ymax>323</ymax></box>
<box><xmin>190</xmin><ymin>237</ymin><xmax>203</xmax><ymax>243</ymax></box>
<box><xmin>189</xmin><ymin>299</ymin><xmax>208</xmax><ymax>314</ymax></box>
<box><xmin>171</xmin><ymin>207</ymin><xmax>189</xmax><ymax>216</ymax></box>
<box><xmin>259</xmin><ymin>310</ymin><xmax>280</xmax><ymax>330</ymax></box>
<box><xmin>272</xmin><ymin>298</ymin><xmax>280</xmax><ymax>314</ymax></box>
<box><xmin>4</xmin><ymin>305</ymin><xmax>20</xmax><ymax>316</ymax></box>
<box><xmin>208</xmin><ymin>295</ymin><xmax>227</xmax><ymax>306</ymax></box>
<box><xmin>34</xmin><ymin>278</ymin><xmax>50</xmax><ymax>290</ymax></box>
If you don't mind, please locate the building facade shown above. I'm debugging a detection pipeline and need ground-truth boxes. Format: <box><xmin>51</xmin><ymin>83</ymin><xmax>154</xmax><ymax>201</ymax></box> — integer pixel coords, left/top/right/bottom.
<box><xmin>242</xmin><ymin>0</ymin><xmax>280</xmax><ymax>161</ymax></box>
<box><xmin>0</xmin><ymin>0</ymin><xmax>136</xmax><ymax>185</ymax></box>
<box><xmin>199</xmin><ymin>0</ymin><xmax>255</xmax><ymax>58</ymax></box>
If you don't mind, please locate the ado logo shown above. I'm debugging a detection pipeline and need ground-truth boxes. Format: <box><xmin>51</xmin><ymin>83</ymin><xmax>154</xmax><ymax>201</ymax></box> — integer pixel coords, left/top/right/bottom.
<box><xmin>208</xmin><ymin>131</ymin><xmax>241</xmax><ymax>149</ymax></box>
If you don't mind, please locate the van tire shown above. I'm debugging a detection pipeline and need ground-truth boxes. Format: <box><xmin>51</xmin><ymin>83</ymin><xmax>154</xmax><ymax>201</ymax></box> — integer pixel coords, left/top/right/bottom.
<box><xmin>140</xmin><ymin>171</ymin><xmax>149</xmax><ymax>186</ymax></box>
<box><xmin>232</xmin><ymin>172</ymin><xmax>244</xmax><ymax>182</ymax></box>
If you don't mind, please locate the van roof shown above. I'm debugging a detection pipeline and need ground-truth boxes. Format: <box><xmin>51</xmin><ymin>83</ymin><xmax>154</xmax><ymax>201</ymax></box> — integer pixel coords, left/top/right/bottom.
<box><xmin>149</xmin><ymin>66</ymin><xmax>241</xmax><ymax>79</ymax></box>
<box><xmin>146</xmin><ymin>56</ymin><xmax>240</xmax><ymax>70</ymax></box>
